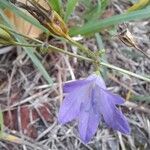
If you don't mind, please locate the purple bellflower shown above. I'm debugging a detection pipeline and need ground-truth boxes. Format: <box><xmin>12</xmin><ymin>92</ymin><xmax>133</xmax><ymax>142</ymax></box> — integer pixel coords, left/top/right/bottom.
<box><xmin>58</xmin><ymin>74</ymin><xmax>130</xmax><ymax>143</ymax></box>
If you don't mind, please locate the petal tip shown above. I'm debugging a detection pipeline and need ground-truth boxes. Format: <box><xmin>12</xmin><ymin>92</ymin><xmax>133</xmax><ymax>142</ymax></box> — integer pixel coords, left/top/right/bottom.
<box><xmin>80</xmin><ymin>135</ymin><xmax>91</xmax><ymax>144</ymax></box>
<box><xmin>57</xmin><ymin>113</ymin><xmax>66</xmax><ymax>124</ymax></box>
<box><xmin>122</xmin><ymin>126</ymin><xmax>131</xmax><ymax>135</ymax></box>
<box><xmin>118</xmin><ymin>122</ymin><xmax>131</xmax><ymax>135</ymax></box>
<box><xmin>57</xmin><ymin>116</ymin><xmax>63</xmax><ymax>124</ymax></box>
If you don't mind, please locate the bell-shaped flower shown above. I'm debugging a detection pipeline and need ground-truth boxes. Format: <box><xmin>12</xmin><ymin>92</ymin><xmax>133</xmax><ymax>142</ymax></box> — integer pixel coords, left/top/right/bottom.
<box><xmin>58</xmin><ymin>74</ymin><xmax>130</xmax><ymax>143</ymax></box>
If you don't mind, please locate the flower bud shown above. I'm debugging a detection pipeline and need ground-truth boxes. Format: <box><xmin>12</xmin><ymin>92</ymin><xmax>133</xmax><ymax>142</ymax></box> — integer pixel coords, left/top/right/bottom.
<box><xmin>45</xmin><ymin>10</ymin><xmax>68</xmax><ymax>38</ymax></box>
<box><xmin>0</xmin><ymin>27</ymin><xmax>15</xmax><ymax>44</ymax></box>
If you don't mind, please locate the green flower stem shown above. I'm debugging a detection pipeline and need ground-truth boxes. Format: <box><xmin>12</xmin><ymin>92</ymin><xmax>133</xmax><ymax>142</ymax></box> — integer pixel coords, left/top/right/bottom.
<box><xmin>42</xmin><ymin>44</ymin><xmax>94</xmax><ymax>62</ymax></box>
<box><xmin>100</xmin><ymin>62</ymin><xmax>150</xmax><ymax>82</ymax></box>
<box><xmin>0</xmin><ymin>40</ymin><xmax>41</xmax><ymax>48</ymax></box>
<box><xmin>12</xmin><ymin>42</ymin><xmax>41</xmax><ymax>47</ymax></box>
<box><xmin>5</xmin><ymin>41</ymin><xmax>94</xmax><ymax>62</ymax></box>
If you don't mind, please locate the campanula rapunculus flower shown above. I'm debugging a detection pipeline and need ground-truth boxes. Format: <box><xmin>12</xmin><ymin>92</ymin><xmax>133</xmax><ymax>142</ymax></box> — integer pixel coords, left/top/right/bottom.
<box><xmin>58</xmin><ymin>74</ymin><xmax>130</xmax><ymax>143</ymax></box>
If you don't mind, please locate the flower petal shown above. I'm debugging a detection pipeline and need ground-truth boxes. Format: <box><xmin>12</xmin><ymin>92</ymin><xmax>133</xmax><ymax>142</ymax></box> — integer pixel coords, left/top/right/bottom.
<box><xmin>101</xmin><ymin>88</ymin><xmax>125</xmax><ymax>105</ymax></box>
<box><xmin>58</xmin><ymin>85</ymin><xmax>90</xmax><ymax>124</ymax></box>
<box><xmin>63</xmin><ymin>74</ymin><xmax>99</xmax><ymax>93</ymax></box>
<box><xmin>95</xmin><ymin>80</ymin><xmax>124</xmax><ymax>105</ymax></box>
<box><xmin>96</xmin><ymin>87</ymin><xmax>130</xmax><ymax>134</ymax></box>
<box><xmin>78</xmin><ymin>105</ymin><xmax>100</xmax><ymax>143</ymax></box>
<box><xmin>103</xmin><ymin>105</ymin><xmax>130</xmax><ymax>134</ymax></box>
<box><xmin>63</xmin><ymin>79</ymin><xmax>91</xmax><ymax>93</ymax></box>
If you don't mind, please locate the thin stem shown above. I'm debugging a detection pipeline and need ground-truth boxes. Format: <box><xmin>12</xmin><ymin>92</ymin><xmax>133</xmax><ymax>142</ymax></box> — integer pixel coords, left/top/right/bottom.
<box><xmin>134</xmin><ymin>46</ymin><xmax>150</xmax><ymax>60</ymax></box>
<box><xmin>45</xmin><ymin>44</ymin><xmax>94</xmax><ymax>62</ymax></box>
<box><xmin>0</xmin><ymin>41</ymin><xmax>41</xmax><ymax>47</ymax></box>
<box><xmin>4</xmin><ymin>41</ymin><xmax>94</xmax><ymax>62</ymax></box>
<box><xmin>14</xmin><ymin>42</ymin><xmax>41</xmax><ymax>47</ymax></box>
<box><xmin>100</xmin><ymin>62</ymin><xmax>150</xmax><ymax>82</ymax></box>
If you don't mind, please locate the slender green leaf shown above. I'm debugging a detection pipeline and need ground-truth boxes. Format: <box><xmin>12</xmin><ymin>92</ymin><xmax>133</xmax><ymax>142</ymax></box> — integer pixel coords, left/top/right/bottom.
<box><xmin>0</xmin><ymin>0</ymin><xmax>48</xmax><ymax>33</ymax></box>
<box><xmin>0</xmin><ymin>10</ymin><xmax>53</xmax><ymax>85</ymax></box>
<box><xmin>48</xmin><ymin>0</ymin><xmax>62</xmax><ymax>15</ymax></box>
<box><xmin>83</xmin><ymin>1</ymin><xmax>101</xmax><ymax>21</ymax></box>
<box><xmin>95</xmin><ymin>33</ymin><xmax>108</xmax><ymax>80</ymax></box>
<box><xmin>64</xmin><ymin>0</ymin><xmax>79</xmax><ymax>22</ymax></box>
<box><xmin>69</xmin><ymin>7</ymin><xmax>150</xmax><ymax>36</ymax></box>
<box><xmin>83</xmin><ymin>0</ymin><xmax>109</xmax><ymax>21</ymax></box>
<box><xmin>131</xmin><ymin>95</ymin><xmax>150</xmax><ymax>102</ymax></box>
<box><xmin>80</xmin><ymin>0</ymin><xmax>91</xmax><ymax>8</ymax></box>
<box><xmin>0</xmin><ymin>110</ymin><xmax>3</xmax><ymax>137</ymax></box>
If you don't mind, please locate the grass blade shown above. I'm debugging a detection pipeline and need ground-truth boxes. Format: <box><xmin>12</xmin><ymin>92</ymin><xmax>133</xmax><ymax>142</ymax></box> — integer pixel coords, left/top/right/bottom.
<box><xmin>95</xmin><ymin>33</ymin><xmax>108</xmax><ymax>80</ymax></box>
<box><xmin>64</xmin><ymin>0</ymin><xmax>79</xmax><ymax>22</ymax></box>
<box><xmin>48</xmin><ymin>0</ymin><xmax>63</xmax><ymax>15</ymax></box>
<box><xmin>82</xmin><ymin>0</ymin><xmax>109</xmax><ymax>21</ymax></box>
<box><xmin>69</xmin><ymin>7</ymin><xmax>150</xmax><ymax>36</ymax></box>
<box><xmin>131</xmin><ymin>95</ymin><xmax>150</xmax><ymax>102</ymax></box>
<box><xmin>0</xmin><ymin>110</ymin><xmax>3</xmax><ymax>137</ymax></box>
